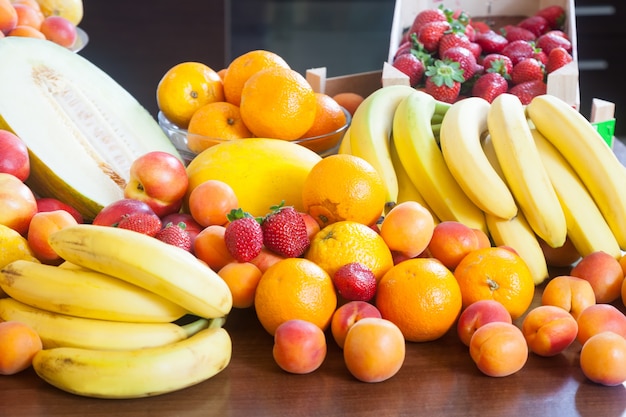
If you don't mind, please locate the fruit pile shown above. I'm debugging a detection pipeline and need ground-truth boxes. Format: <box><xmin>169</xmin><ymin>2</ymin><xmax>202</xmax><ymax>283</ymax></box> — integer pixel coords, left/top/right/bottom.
<box><xmin>391</xmin><ymin>4</ymin><xmax>574</xmax><ymax>104</ymax></box>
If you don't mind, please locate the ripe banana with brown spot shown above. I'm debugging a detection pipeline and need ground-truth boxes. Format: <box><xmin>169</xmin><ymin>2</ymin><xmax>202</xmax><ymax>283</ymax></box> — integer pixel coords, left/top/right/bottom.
<box><xmin>32</xmin><ymin>326</ymin><xmax>232</xmax><ymax>399</ymax></box>
<box><xmin>48</xmin><ymin>224</ymin><xmax>232</xmax><ymax>319</ymax></box>
<box><xmin>440</xmin><ymin>97</ymin><xmax>517</xmax><ymax>220</ymax></box>
<box><xmin>531</xmin><ymin>129</ymin><xmax>622</xmax><ymax>259</ymax></box>
<box><xmin>487</xmin><ymin>93</ymin><xmax>566</xmax><ymax>248</ymax></box>
<box><xmin>527</xmin><ymin>94</ymin><xmax>626</xmax><ymax>250</ymax></box>
<box><xmin>392</xmin><ymin>90</ymin><xmax>487</xmax><ymax>233</ymax></box>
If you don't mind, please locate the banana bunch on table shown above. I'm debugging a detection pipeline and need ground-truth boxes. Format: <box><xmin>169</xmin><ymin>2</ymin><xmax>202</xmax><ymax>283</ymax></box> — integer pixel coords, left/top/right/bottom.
<box><xmin>0</xmin><ymin>224</ymin><xmax>233</xmax><ymax>399</ymax></box>
<box><xmin>341</xmin><ymin>86</ymin><xmax>625</xmax><ymax>285</ymax></box>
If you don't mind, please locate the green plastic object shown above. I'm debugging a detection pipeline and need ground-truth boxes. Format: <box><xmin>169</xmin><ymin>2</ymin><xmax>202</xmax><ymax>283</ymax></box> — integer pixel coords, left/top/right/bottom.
<box><xmin>592</xmin><ymin>119</ymin><xmax>616</xmax><ymax>148</ymax></box>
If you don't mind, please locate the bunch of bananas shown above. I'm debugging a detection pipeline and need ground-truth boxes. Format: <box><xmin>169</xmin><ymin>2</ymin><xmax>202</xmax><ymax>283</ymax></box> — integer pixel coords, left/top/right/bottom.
<box><xmin>341</xmin><ymin>86</ymin><xmax>626</xmax><ymax>285</ymax></box>
<box><xmin>0</xmin><ymin>224</ymin><xmax>233</xmax><ymax>399</ymax></box>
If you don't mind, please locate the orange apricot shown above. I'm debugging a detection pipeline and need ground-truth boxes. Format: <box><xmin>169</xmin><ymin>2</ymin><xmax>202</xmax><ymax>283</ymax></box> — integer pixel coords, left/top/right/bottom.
<box><xmin>469</xmin><ymin>321</ymin><xmax>528</xmax><ymax>377</ymax></box>
<box><xmin>380</xmin><ymin>200</ymin><xmax>435</xmax><ymax>258</ymax></box>
<box><xmin>193</xmin><ymin>225</ymin><xmax>234</xmax><ymax>271</ymax></box>
<box><xmin>0</xmin><ymin>320</ymin><xmax>42</xmax><ymax>375</ymax></box>
<box><xmin>570</xmin><ymin>251</ymin><xmax>623</xmax><ymax>303</ymax></box>
<box><xmin>332</xmin><ymin>92</ymin><xmax>364</xmax><ymax>117</ymax></box>
<box><xmin>580</xmin><ymin>331</ymin><xmax>626</xmax><ymax>386</ymax></box>
<box><xmin>428</xmin><ymin>221</ymin><xmax>481</xmax><ymax>270</ymax></box>
<box><xmin>576</xmin><ymin>303</ymin><xmax>626</xmax><ymax>345</ymax></box>
<box><xmin>217</xmin><ymin>261</ymin><xmax>262</xmax><ymax>309</ymax></box>
<box><xmin>13</xmin><ymin>3</ymin><xmax>42</xmax><ymax>29</ymax></box>
<box><xmin>188</xmin><ymin>179</ymin><xmax>239</xmax><ymax>227</ymax></box>
<box><xmin>541</xmin><ymin>275</ymin><xmax>596</xmax><ymax>320</ymax></box>
<box><xmin>273</xmin><ymin>319</ymin><xmax>327</xmax><ymax>374</ymax></box>
<box><xmin>0</xmin><ymin>0</ymin><xmax>17</xmax><ymax>34</ymax></box>
<box><xmin>27</xmin><ymin>209</ymin><xmax>78</xmax><ymax>265</ymax></box>
<box><xmin>7</xmin><ymin>24</ymin><xmax>44</xmax><ymax>38</ymax></box>
<box><xmin>521</xmin><ymin>305</ymin><xmax>578</xmax><ymax>357</ymax></box>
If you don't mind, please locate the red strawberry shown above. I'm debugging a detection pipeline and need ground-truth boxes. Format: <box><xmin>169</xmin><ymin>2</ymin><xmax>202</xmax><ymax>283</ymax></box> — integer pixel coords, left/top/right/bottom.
<box><xmin>438</xmin><ymin>33</ymin><xmax>472</xmax><ymax>56</ymax></box>
<box><xmin>536</xmin><ymin>32</ymin><xmax>572</xmax><ymax>55</ymax></box>
<box><xmin>533</xmin><ymin>50</ymin><xmax>548</xmax><ymax>65</ymax></box>
<box><xmin>472</xmin><ymin>72</ymin><xmax>509</xmax><ymax>103</ymax></box>
<box><xmin>393</xmin><ymin>40</ymin><xmax>412</xmax><ymax>60</ymax></box>
<box><xmin>501</xmin><ymin>40</ymin><xmax>535</xmax><ymax>65</ymax></box>
<box><xmin>408</xmin><ymin>8</ymin><xmax>447</xmax><ymax>37</ymax></box>
<box><xmin>510</xmin><ymin>58</ymin><xmax>544</xmax><ymax>85</ymax></box>
<box><xmin>535</xmin><ymin>5</ymin><xmax>566</xmax><ymax>30</ymax></box>
<box><xmin>417</xmin><ymin>20</ymin><xmax>450</xmax><ymax>52</ymax></box>
<box><xmin>155</xmin><ymin>222</ymin><xmax>192</xmax><ymax>252</ymax></box>
<box><xmin>224</xmin><ymin>208</ymin><xmax>263</xmax><ymax>262</ymax></box>
<box><xmin>441</xmin><ymin>46</ymin><xmax>478</xmax><ymax>81</ymax></box>
<box><xmin>261</xmin><ymin>203</ymin><xmax>310</xmax><ymax>258</ymax></box>
<box><xmin>474</xmin><ymin>30</ymin><xmax>508</xmax><ymax>54</ymax></box>
<box><xmin>332</xmin><ymin>262</ymin><xmax>377</xmax><ymax>302</ymax></box>
<box><xmin>518</xmin><ymin>15</ymin><xmax>550</xmax><ymax>37</ymax></box>
<box><xmin>471</xmin><ymin>20</ymin><xmax>491</xmax><ymax>34</ymax></box>
<box><xmin>508</xmin><ymin>79</ymin><xmax>547</xmax><ymax>105</ymax></box>
<box><xmin>482</xmin><ymin>53</ymin><xmax>513</xmax><ymax>78</ymax></box>
<box><xmin>392</xmin><ymin>53</ymin><xmax>425</xmax><ymax>87</ymax></box>
<box><xmin>117</xmin><ymin>212</ymin><xmax>162</xmax><ymax>237</ymax></box>
<box><xmin>501</xmin><ymin>25</ymin><xmax>536</xmax><ymax>42</ymax></box>
<box><xmin>424</xmin><ymin>60</ymin><xmax>465</xmax><ymax>103</ymax></box>
<box><xmin>546</xmin><ymin>46</ymin><xmax>573</xmax><ymax>74</ymax></box>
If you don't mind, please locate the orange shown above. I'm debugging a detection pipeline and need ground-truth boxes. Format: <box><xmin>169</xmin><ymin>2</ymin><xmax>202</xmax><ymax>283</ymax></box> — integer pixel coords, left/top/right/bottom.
<box><xmin>300</xmin><ymin>92</ymin><xmax>347</xmax><ymax>141</ymax></box>
<box><xmin>156</xmin><ymin>62</ymin><xmax>224</xmax><ymax>129</ymax></box>
<box><xmin>240</xmin><ymin>67</ymin><xmax>317</xmax><ymax>140</ymax></box>
<box><xmin>454</xmin><ymin>247</ymin><xmax>535</xmax><ymax>320</ymax></box>
<box><xmin>187</xmin><ymin>101</ymin><xmax>252</xmax><ymax>154</ymax></box>
<box><xmin>332</xmin><ymin>92</ymin><xmax>364</xmax><ymax>117</ymax></box>
<box><xmin>301</xmin><ymin>154</ymin><xmax>386</xmax><ymax>228</ymax></box>
<box><xmin>305</xmin><ymin>220</ymin><xmax>393</xmax><ymax>282</ymax></box>
<box><xmin>254</xmin><ymin>257</ymin><xmax>337</xmax><ymax>336</ymax></box>
<box><xmin>223</xmin><ymin>49</ymin><xmax>290</xmax><ymax>106</ymax></box>
<box><xmin>0</xmin><ymin>320</ymin><xmax>42</xmax><ymax>375</ymax></box>
<box><xmin>376</xmin><ymin>258</ymin><xmax>462</xmax><ymax>342</ymax></box>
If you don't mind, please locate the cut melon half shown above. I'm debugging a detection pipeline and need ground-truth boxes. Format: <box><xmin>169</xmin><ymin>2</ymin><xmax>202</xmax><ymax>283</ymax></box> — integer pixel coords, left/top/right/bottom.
<box><xmin>0</xmin><ymin>37</ymin><xmax>181</xmax><ymax>221</ymax></box>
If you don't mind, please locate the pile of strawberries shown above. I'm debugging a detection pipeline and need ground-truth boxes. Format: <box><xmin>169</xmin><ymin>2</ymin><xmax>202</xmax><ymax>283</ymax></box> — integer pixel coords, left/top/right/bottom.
<box><xmin>391</xmin><ymin>4</ymin><xmax>573</xmax><ymax>104</ymax></box>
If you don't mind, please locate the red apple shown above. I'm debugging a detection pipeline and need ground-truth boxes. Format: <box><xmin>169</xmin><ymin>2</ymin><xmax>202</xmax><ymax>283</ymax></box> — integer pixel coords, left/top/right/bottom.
<box><xmin>92</xmin><ymin>198</ymin><xmax>156</xmax><ymax>227</ymax></box>
<box><xmin>0</xmin><ymin>130</ymin><xmax>29</xmax><ymax>182</ymax></box>
<box><xmin>0</xmin><ymin>172</ymin><xmax>37</xmax><ymax>235</ymax></box>
<box><xmin>39</xmin><ymin>16</ymin><xmax>77</xmax><ymax>48</ymax></box>
<box><xmin>36</xmin><ymin>197</ymin><xmax>83</xmax><ymax>224</ymax></box>
<box><xmin>124</xmin><ymin>151</ymin><xmax>188</xmax><ymax>217</ymax></box>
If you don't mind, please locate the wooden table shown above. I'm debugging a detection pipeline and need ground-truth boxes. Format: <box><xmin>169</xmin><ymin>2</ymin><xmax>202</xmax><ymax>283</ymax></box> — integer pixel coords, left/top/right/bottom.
<box><xmin>3</xmin><ymin>144</ymin><xmax>626</xmax><ymax>417</ymax></box>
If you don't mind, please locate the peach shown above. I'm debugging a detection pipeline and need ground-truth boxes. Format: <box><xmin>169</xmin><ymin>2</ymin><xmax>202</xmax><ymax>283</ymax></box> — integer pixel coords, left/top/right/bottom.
<box><xmin>570</xmin><ymin>251</ymin><xmax>623</xmax><ymax>303</ymax></box>
<box><xmin>521</xmin><ymin>305</ymin><xmax>578</xmax><ymax>357</ymax></box>
<box><xmin>27</xmin><ymin>209</ymin><xmax>78</xmax><ymax>264</ymax></box>
<box><xmin>331</xmin><ymin>301</ymin><xmax>382</xmax><ymax>349</ymax></box>
<box><xmin>193</xmin><ymin>225</ymin><xmax>234</xmax><ymax>271</ymax></box>
<box><xmin>343</xmin><ymin>317</ymin><xmax>405</xmax><ymax>383</ymax></box>
<box><xmin>580</xmin><ymin>331</ymin><xmax>626</xmax><ymax>386</ymax></box>
<box><xmin>541</xmin><ymin>275</ymin><xmax>596</xmax><ymax>320</ymax></box>
<box><xmin>217</xmin><ymin>261</ymin><xmax>262</xmax><ymax>309</ymax></box>
<box><xmin>272</xmin><ymin>319</ymin><xmax>327</xmax><ymax>374</ymax></box>
<box><xmin>0</xmin><ymin>0</ymin><xmax>17</xmax><ymax>34</ymax></box>
<box><xmin>39</xmin><ymin>15</ymin><xmax>76</xmax><ymax>48</ymax></box>
<box><xmin>427</xmin><ymin>221</ymin><xmax>481</xmax><ymax>270</ymax></box>
<box><xmin>249</xmin><ymin>247</ymin><xmax>285</xmax><ymax>273</ymax></box>
<box><xmin>300</xmin><ymin>212</ymin><xmax>321</xmax><ymax>241</ymax></box>
<box><xmin>379</xmin><ymin>201</ymin><xmax>435</xmax><ymax>258</ymax></box>
<box><xmin>0</xmin><ymin>172</ymin><xmax>37</xmax><ymax>235</ymax></box>
<box><xmin>13</xmin><ymin>3</ymin><xmax>43</xmax><ymax>30</ymax></box>
<box><xmin>473</xmin><ymin>228</ymin><xmax>491</xmax><ymax>249</ymax></box>
<box><xmin>187</xmin><ymin>179</ymin><xmax>238</xmax><ymax>227</ymax></box>
<box><xmin>456</xmin><ymin>299</ymin><xmax>512</xmax><ymax>347</ymax></box>
<box><xmin>576</xmin><ymin>303</ymin><xmax>626</xmax><ymax>345</ymax></box>
<box><xmin>469</xmin><ymin>321</ymin><xmax>528</xmax><ymax>377</ymax></box>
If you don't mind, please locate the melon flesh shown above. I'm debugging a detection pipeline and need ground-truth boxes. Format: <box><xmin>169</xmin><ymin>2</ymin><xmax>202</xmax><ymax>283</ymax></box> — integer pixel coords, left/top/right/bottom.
<box><xmin>0</xmin><ymin>37</ymin><xmax>180</xmax><ymax>221</ymax></box>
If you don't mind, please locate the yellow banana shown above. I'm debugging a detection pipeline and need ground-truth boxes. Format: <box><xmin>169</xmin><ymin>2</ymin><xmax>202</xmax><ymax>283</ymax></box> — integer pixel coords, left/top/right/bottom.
<box><xmin>440</xmin><ymin>97</ymin><xmax>517</xmax><ymax>220</ymax></box>
<box><xmin>527</xmin><ymin>94</ymin><xmax>626</xmax><ymax>250</ymax></box>
<box><xmin>0</xmin><ymin>259</ymin><xmax>188</xmax><ymax>323</ymax></box>
<box><xmin>0</xmin><ymin>297</ymin><xmax>214</xmax><ymax>351</ymax></box>
<box><xmin>485</xmin><ymin>211</ymin><xmax>549</xmax><ymax>285</ymax></box>
<box><xmin>531</xmin><ymin>129</ymin><xmax>621</xmax><ymax>259</ymax></box>
<box><xmin>48</xmin><ymin>224</ymin><xmax>232</xmax><ymax>319</ymax></box>
<box><xmin>392</xmin><ymin>90</ymin><xmax>487</xmax><ymax>233</ymax></box>
<box><xmin>349</xmin><ymin>84</ymin><xmax>416</xmax><ymax>208</ymax></box>
<box><xmin>487</xmin><ymin>93</ymin><xmax>566</xmax><ymax>248</ymax></box>
<box><xmin>32</xmin><ymin>326</ymin><xmax>232</xmax><ymax>399</ymax></box>
<box><xmin>337</xmin><ymin>125</ymin><xmax>352</xmax><ymax>154</ymax></box>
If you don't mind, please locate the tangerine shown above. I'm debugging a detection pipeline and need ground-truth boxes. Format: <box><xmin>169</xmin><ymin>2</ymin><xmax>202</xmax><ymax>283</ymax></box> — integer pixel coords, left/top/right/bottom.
<box><xmin>187</xmin><ymin>101</ymin><xmax>253</xmax><ymax>153</ymax></box>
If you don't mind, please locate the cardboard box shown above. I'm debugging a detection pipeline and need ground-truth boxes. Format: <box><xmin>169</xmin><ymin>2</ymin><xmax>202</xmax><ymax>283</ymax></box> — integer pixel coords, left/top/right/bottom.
<box><xmin>305</xmin><ymin>63</ymin><xmax>411</xmax><ymax>97</ymax></box>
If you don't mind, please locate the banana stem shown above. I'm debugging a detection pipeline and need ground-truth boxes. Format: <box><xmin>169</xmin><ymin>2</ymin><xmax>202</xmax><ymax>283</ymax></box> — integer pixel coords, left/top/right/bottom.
<box><xmin>434</xmin><ymin>101</ymin><xmax>452</xmax><ymax>116</ymax></box>
<box><xmin>431</xmin><ymin>123</ymin><xmax>442</xmax><ymax>136</ymax></box>
<box><xmin>431</xmin><ymin>113</ymin><xmax>444</xmax><ymax>124</ymax></box>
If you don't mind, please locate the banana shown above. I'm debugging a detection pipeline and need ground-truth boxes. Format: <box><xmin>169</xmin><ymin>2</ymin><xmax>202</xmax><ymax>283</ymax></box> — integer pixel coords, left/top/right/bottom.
<box><xmin>0</xmin><ymin>297</ymin><xmax>214</xmax><ymax>351</ymax></box>
<box><xmin>349</xmin><ymin>84</ymin><xmax>416</xmax><ymax>208</ymax></box>
<box><xmin>485</xmin><ymin>211</ymin><xmax>549</xmax><ymax>285</ymax></box>
<box><xmin>487</xmin><ymin>93</ymin><xmax>566</xmax><ymax>248</ymax></box>
<box><xmin>337</xmin><ymin>125</ymin><xmax>352</xmax><ymax>154</ymax></box>
<box><xmin>527</xmin><ymin>94</ymin><xmax>626</xmax><ymax>249</ymax></box>
<box><xmin>392</xmin><ymin>90</ymin><xmax>487</xmax><ymax>233</ymax></box>
<box><xmin>0</xmin><ymin>259</ymin><xmax>188</xmax><ymax>323</ymax></box>
<box><xmin>531</xmin><ymin>129</ymin><xmax>622</xmax><ymax>259</ymax></box>
<box><xmin>48</xmin><ymin>224</ymin><xmax>232</xmax><ymax>319</ymax></box>
<box><xmin>32</xmin><ymin>326</ymin><xmax>232</xmax><ymax>399</ymax></box>
<box><xmin>440</xmin><ymin>97</ymin><xmax>517</xmax><ymax>220</ymax></box>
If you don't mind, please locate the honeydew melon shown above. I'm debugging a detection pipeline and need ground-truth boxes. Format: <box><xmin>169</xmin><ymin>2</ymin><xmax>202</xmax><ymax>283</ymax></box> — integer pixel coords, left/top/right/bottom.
<box><xmin>0</xmin><ymin>37</ymin><xmax>180</xmax><ymax>221</ymax></box>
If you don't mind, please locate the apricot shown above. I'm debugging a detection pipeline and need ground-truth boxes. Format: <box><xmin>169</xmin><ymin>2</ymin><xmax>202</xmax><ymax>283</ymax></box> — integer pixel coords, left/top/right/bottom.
<box><xmin>27</xmin><ymin>209</ymin><xmax>78</xmax><ymax>264</ymax></box>
<box><xmin>469</xmin><ymin>321</ymin><xmax>528</xmax><ymax>377</ymax></box>
<box><xmin>249</xmin><ymin>247</ymin><xmax>285</xmax><ymax>273</ymax></box>
<box><xmin>576</xmin><ymin>303</ymin><xmax>626</xmax><ymax>345</ymax></box>
<box><xmin>0</xmin><ymin>0</ymin><xmax>17</xmax><ymax>34</ymax></box>
<box><xmin>272</xmin><ymin>319</ymin><xmax>327</xmax><ymax>374</ymax></box>
<box><xmin>13</xmin><ymin>3</ymin><xmax>43</xmax><ymax>30</ymax></box>
<box><xmin>541</xmin><ymin>275</ymin><xmax>596</xmax><ymax>320</ymax></box>
<box><xmin>472</xmin><ymin>228</ymin><xmax>492</xmax><ymax>249</ymax></box>
<box><xmin>456</xmin><ymin>299</ymin><xmax>512</xmax><ymax>347</ymax></box>
<box><xmin>380</xmin><ymin>201</ymin><xmax>435</xmax><ymax>258</ymax></box>
<box><xmin>331</xmin><ymin>301</ymin><xmax>382</xmax><ymax>349</ymax></box>
<box><xmin>580</xmin><ymin>331</ymin><xmax>626</xmax><ymax>386</ymax></box>
<box><xmin>0</xmin><ymin>320</ymin><xmax>42</xmax><ymax>375</ymax></box>
<box><xmin>521</xmin><ymin>305</ymin><xmax>578</xmax><ymax>357</ymax></box>
<box><xmin>7</xmin><ymin>24</ymin><xmax>44</xmax><ymax>38</ymax></box>
<box><xmin>193</xmin><ymin>225</ymin><xmax>234</xmax><ymax>271</ymax></box>
<box><xmin>300</xmin><ymin>212</ymin><xmax>321</xmax><ymax>241</ymax></box>
<box><xmin>343</xmin><ymin>317</ymin><xmax>405</xmax><ymax>383</ymax></box>
<box><xmin>570</xmin><ymin>251</ymin><xmax>623</xmax><ymax>303</ymax></box>
<box><xmin>427</xmin><ymin>221</ymin><xmax>481</xmax><ymax>270</ymax></box>
<box><xmin>188</xmin><ymin>179</ymin><xmax>238</xmax><ymax>227</ymax></box>
<box><xmin>217</xmin><ymin>261</ymin><xmax>262</xmax><ymax>309</ymax></box>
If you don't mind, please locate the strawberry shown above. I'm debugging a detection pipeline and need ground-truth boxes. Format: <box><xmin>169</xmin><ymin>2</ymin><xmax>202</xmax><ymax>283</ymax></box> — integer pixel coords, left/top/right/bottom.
<box><xmin>474</xmin><ymin>30</ymin><xmax>508</xmax><ymax>54</ymax></box>
<box><xmin>471</xmin><ymin>20</ymin><xmax>491</xmax><ymax>34</ymax></box>
<box><xmin>155</xmin><ymin>222</ymin><xmax>192</xmax><ymax>252</ymax></box>
<box><xmin>535</xmin><ymin>5</ymin><xmax>566</xmax><ymax>30</ymax></box>
<box><xmin>501</xmin><ymin>25</ymin><xmax>536</xmax><ymax>42</ymax></box>
<box><xmin>482</xmin><ymin>53</ymin><xmax>513</xmax><ymax>78</ymax></box>
<box><xmin>417</xmin><ymin>20</ymin><xmax>450</xmax><ymax>52</ymax></box>
<box><xmin>546</xmin><ymin>46</ymin><xmax>573</xmax><ymax>74</ymax></box>
<box><xmin>116</xmin><ymin>212</ymin><xmax>162</xmax><ymax>237</ymax></box>
<box><xmin>224</xmin><ymin>208</ymin><xmax>263</xmax><ymax>262</ymax></box>
<box><xmin>332</xmin><ymin>262</ymin><xmax>377</xmax><ymax>302</ymax></box>
<box><xmin>424</xmin><ymin>59</ymin><xmax>465</xmax><ymax>103</ymax></box>
<box><xmin>392</xmin><ymin>52</ymin><xmax>425</xmax><ymax>87</ymax></box>
<box><xmin>472</xmin><ymin>72</ymin><xmax>508</xmax><ymax>103</ymax></box>
<box><xmin>393</xmin><ymin>40</ymin><xmax>412</xmax><ymax>60</ymax></box>
<box><xmin>261</xmin><ymin>203</ymin><xmax>310</xmax><ymax>258</ymax></box>
<box><xmin>441</xmin><ymin>46</ymin><xmax>478</xmax><ymax>81</ymax></box>
<box><xmin>533</xmin><ymin>50</ymin><xmax>548</xmax><ymax>65</ymax></box>
<box><xmin>501</xmin><ymin>40</ymin><xmax>535</xmax><ymax>65</ymax></box>
<box><xmin>438</xmin><ymin>33</ymin><xmax>472</xmax><ymax>56</ymax></box>
<box><xmin>536</xmin><ymin>32</ymin><xmax>572</xmax><ymax>55</ymax></box>
<box><xmin>510</xmin><ymin>58</ymin><xmax>544</xmax><ymax>85</ymax></box>
<box><xmin>508</xmin><ymin>79</ymin><xmax>547</xmax><ymax>105</ymax></box>
<box><xmin>518</xmin><ymin>15</ymin><xmax>550</xmax><ymax>37</ymax></box>
<box><xmin>408</xmin><ymin>7</ymin><xmax>447</xmax><ymax>37</ymax></box>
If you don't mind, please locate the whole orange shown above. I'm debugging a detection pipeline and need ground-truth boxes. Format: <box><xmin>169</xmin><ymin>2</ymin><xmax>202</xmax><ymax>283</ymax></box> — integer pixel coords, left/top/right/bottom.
<box><xmin>240</xmin><ymin>67</ymin><xmax>317</xmax><ymax>140</ymax></box>
<box><xmin>376</xmin><ymin>258</ymin><xmax>462</xmax><ymax>342</ymax></box>
<box><xmin>0</xmin><ymin>320</ymin><xmax>42</xmax><ymax>375</ymax></box>
<box><xmin>187</xmin><ymin>101</ymin><xmax>252</xmax><ymax>153</ymax></box>
<box><xmin>254</xmin><ymin>257</ymin><xmax>337</xmax><ymax>336</ymax></box>
<box><xmin>156</xmin><ymin>62</ymin><xmax>224</xmax><ymax>129</ymax></box>
<box><xmin>454</xmin><ymin>247</ymin><xmax>535</xmax><ymax>320</ymax></box>
<box><xmin>305</xmin><ymin>220</ymin><xmax>394</xmax><ymax>282</ymax></box>
<box><xmin>302</xmin><ymin>154</ymin><xmax>386</xmax><ymax>228</ymax></box>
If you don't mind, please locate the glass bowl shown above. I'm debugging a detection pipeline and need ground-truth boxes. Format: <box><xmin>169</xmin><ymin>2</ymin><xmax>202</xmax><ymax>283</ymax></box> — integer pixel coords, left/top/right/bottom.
<box><xmin>157</xmin><ymin>108</ymin><xmax>351</xmax><ymax>164</ymax></box>
<box><xmin>70</xmin><ymin>27</ymin><xmax>89</xmax><ymax>53</ymax></box>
